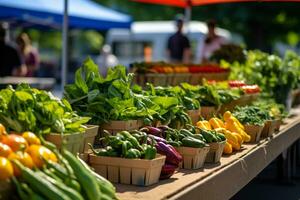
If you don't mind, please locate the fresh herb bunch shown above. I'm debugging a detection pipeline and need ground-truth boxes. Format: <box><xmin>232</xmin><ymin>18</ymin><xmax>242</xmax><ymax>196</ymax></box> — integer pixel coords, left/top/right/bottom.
<box><xmin>0</xmin><ymin>84</ymin><xmax>89</xmax><ymax>134</ymax></box>
<box><xmin>181</xmin><ymin>83</ymin><xmax>241</xmax><ymax>107</ymax></box>
<box><xmin>252</xmin><ymin>99</ymin><xmax>287</xmax><ymax>120</ymax></box>
<box><xmin>233</xmin><ymin>106</ymin><xmax>272</xmax><ymax>126</ymax></box>
<box><xmin>144</xmin><ymin>84</ymin><xmax>200</xmax><ymax>110</ymax></box>
<box><xmin>229</xmin><ymin>50</ymin><xmax>300</xmax><ymax>105</ymax></box>
<box><xmin>64</xmin><ymin>58</ymin><xmax>158</xmax><ymax>124</ymax></box>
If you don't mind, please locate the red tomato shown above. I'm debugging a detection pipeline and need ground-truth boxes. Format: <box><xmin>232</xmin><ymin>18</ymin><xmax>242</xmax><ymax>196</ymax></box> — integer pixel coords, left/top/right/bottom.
<box><xmin>0</xmin><ymin>143</ymin><xmax>13</xmax><ymax>157</ymax></box>
<box><xmin>1</xmin><ymin>134</ymin><xmax>28</xmax><ymax>152</ymax></box>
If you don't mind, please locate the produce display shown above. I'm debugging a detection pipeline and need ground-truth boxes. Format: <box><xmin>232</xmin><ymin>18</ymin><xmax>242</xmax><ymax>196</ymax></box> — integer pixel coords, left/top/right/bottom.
<box><xmin>229</xmin><ymin>50</ymin><xmax>300</xmax><ymax>105</ymax></box>
<box><xmin>0</xmin><ymin>124</ymin><xmax>117</xmax><ymax>200</ymax></box>
<box><xmin>1</xmin><ymin>48</ymin><xmax>297</xmax><ymax>199</ymax></box>
<box><xmin>131</xmin><ymin>62</ymin><xmax>229</xmax><ymax>74</ymax></box>
<box><xmin>197</xmin><ymin>111</ymin><xmax>251</xmax><ymax>154</ymax></box>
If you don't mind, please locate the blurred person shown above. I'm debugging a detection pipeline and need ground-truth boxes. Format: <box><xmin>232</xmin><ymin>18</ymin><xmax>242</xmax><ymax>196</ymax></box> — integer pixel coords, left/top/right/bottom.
<box><xmin>16</xmin><ymin>33</ymin><xmax>40</xmax><ymax>77</ymax></box>
<box><xmin>96</xmin><ymin>44</ymin><xmax>119</xmax><ymax>76</ymax></box>
<box><xmin>200</xmin><ymin>19</ymin><xmax>227</xmax><ymax>63</ymax></box>
<box><xmin>0</xmin><ymin>24</ymin><xmax>26</xmax><ymax>77</ymax></box>
<box><xmin>167</xmin><ymin>15</ymin><xmax>191</xmax><ymax>64</ymax></box>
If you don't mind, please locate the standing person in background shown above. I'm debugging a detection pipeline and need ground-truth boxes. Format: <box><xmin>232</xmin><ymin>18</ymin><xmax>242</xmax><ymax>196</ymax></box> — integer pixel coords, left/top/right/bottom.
<box><xmin>167</xmin><ymin>15</ymin><xmax>191</xmax><ymax>64</ymax></box>
<box><xmin>200</xmin><ymin>19</ymin><xmax>227</xmax><ymax>63</ymax></box>
<box><xmin>96</xmin><ymin>44</ymin><xmax>119</xmax><ymax>76</ymax></box>
<box><xmin>0</xmin><ymin>24</ymin><xmax>26</xmax><ymax>77</ymax></box>
<box><xmin>16</xmin><ymin>33</ymin><xmax>40</xmax><ymax>77</ymax></box>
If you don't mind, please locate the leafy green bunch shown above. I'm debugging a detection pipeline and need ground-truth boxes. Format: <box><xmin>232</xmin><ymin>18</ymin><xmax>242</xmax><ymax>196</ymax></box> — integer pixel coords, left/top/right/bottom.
<box><xmin>181</xmin><ymin>83</ymin><xmax>241</xmax><ymax>107</ymax></box>
<box><xmin>0</xmin><ymin>84</ymin><xmax>90</xmax><ymax>134</ymax></box>
<box><xmin>229</xmin><ymin>50</ymin><xmax>300</xmax><ymax>104</ymax></box>
<box><xmin>233</xmin><ymin>105</ymin><xmax>272</xmax><ymax>126</ymax></box>
<box><xmin>64</xmin><ymin>58</ymin><xmax>158</xmax><ymax>124</ymax></box>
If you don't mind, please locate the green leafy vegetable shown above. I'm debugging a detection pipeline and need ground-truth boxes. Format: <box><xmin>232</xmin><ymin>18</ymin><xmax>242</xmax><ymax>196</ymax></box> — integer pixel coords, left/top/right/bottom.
<box><xmin>0</xmin><ymin>84</ymin><xmax>90</xmax><ymax>134</ymax></box>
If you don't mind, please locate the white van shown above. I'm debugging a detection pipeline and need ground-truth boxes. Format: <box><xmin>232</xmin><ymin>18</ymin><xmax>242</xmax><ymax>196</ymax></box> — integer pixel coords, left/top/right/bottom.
<box><xmin>106</xmin><ymin>21</ymin><xmax>239</xmax><ymax>67</ymax></box>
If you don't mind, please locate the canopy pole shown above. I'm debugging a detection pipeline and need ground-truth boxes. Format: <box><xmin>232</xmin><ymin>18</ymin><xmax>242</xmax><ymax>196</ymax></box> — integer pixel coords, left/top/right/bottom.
<box><xmin>184</xmin><ymin>0</ymin><xmax>192</xmax><ymax>34</ymax></box>
<box><xmin>61</xmin><ymin>0</ymin><xmax>68</xmax><ymax>91</ymax></box>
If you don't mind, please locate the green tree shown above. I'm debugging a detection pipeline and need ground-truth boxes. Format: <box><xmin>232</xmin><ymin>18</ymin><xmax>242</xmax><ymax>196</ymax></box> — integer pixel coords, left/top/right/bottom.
<box><xmin>96</xmin><ymin>0</ymin><xmax>300</xmax><ymax>51</ymax></box>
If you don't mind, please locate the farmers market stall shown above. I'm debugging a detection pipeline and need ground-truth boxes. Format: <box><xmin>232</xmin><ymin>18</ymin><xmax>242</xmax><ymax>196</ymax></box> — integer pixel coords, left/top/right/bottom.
<box><xmin>0</xmin><ymin>49</ymin><xmax>300</xmax><ymax>200</ymax></box>
<box><xmin>115</xmin><ymin>107</ymin><xmax>300</xmax><ymax>200</ymax></box>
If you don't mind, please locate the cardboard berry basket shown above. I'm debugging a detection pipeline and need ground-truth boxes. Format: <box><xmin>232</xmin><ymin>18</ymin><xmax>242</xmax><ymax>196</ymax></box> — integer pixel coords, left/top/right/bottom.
<box><xmin>243</xmin><ymin>124</ymin><xmax>264</xmax><ymax>143</ymax></box>
<box><xmin>186</xmin><ymin>109</ymin><xmax>201</xmax><ymax>125</ymax></box>
<box><xmin>0</xmin><ymin>180</ymin><xmax>13</xmax><ymax>200</ymax></box>
<box><xmin>175</xmin><ymin>146</ymin><xmax>210</xmax><ymax>169</ymax></box>
<box><xmin>274</xmin><ymin>119</ymin><xmax>282</xmax><ymax>132</ymax></box>
<box><xmin>80</xmin><ymin>125</ymin><xmax>99</xmax><ymax>153</ymax></box>
<box><xmin>133</xmin><ymin>74</ymin><xmax>146</xmax><ymax>87</ymax></box>
<box><xmin>171</xmin><ymin>73</ymin><xmax>191</xmax><ymax>86</ymax></box>
<box><xmin>146</xmin><ymin>73</ymin><xmax>168</xmax><ymax>86</ymax></box>
<box><xmin>201</xmin><ymin>106</ymin><xmax>219</xmax><ymax>120</ymax></box>
<box><xmin>88</xmin><ymin>154</ymin><xmax>166</xmax><ymax>186</ymax></box>
<box><xmin>44</xmin><ymin>132</ymin><xmax>83</xmax><ymax>155</ymax></box>
<box><xmin>94</xmin><ymin>120</ymin><xmax>143</xmax><ymax>146</ymax></box>
<box><xmin>205</xmin><ymin>141</ymin><xmax>226</xmax><ymax>163</ymax></box>
<box><xmin>261</xmin><ymin>120</ymin><xmax>277</xmax><ymax>138</ymax></box>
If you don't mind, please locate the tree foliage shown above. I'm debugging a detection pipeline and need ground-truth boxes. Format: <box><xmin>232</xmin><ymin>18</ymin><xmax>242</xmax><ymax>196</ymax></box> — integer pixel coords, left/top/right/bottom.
<box><xmin>97</xmin><ymin>0</ymin><xmax>300</xmax><ymax>51</ymax></box>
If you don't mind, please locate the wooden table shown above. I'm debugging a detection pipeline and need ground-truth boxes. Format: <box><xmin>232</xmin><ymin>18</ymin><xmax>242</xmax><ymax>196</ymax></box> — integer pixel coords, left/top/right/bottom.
<box><xmin>116</xmin><ymin>107</ymin><xmax>300</xmax><ymax>200</ymax></box>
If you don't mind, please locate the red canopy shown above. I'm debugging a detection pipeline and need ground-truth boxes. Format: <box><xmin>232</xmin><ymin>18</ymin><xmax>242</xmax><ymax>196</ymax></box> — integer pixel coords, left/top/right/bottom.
<box><xmin>133</xmin><ymin>0</ymin><xmax>300</xmax><ymax>7</ymax></box>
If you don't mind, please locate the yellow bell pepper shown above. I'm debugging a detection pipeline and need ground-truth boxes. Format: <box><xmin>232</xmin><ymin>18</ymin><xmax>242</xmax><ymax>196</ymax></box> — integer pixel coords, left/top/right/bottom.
<box><xmin>225</xmin><ymin>117</ymin><xmax>251</xmax><ymax>142</ymax></box>
<box><xmin>223</xmin><ymin>111</ymin><xmax>244</xmax><ymax>130</ymax></box>
<box><xmin>215</xmin><ymin>128</ymin><xmax>239</xmax><ymax>145</ymax></box>
<box><xmin>196</xmin><ymin>120</ymin><xmax>211</xmax><ymax>130</ymax></box>
<box><xmin>209</xmin><ymin>118</ymin><xmax>225</xmax><ymax>129</ymax></box>
<box><xmin>231</xmin><ymin>132</ymin><xmax>243</xmax><ymax>145</ymax></box>
<box><xmin>223</xmin><ymin>142</ymin><xmax>233</xmax><ymax>154</ymax></box>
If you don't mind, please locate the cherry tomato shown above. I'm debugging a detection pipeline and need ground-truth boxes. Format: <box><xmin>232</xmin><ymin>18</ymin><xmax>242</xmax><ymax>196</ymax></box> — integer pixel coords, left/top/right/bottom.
<box><xmin>0</xmin><ymin>157</ymin><xmax>14</xmax><ymax>180</ymax></box>
<box><xmin>27</xmin><ymin>145</ymin><xmax>57</xmax><ymax>168</ymax></box>
<box><xmin>22</xmin><ymin>132</ymin><xmax>41</xmax><ymax>145</ymax></box>
<box><xmin>0</xmin><ymin>143</ymin><xmax>13</xmax><ymax>157</ymax></box>
<box><xmin>1</xmin><ymin>134</ymin><xmax>28</xmax><ymax>152</ymax></box>
<box><xmin>8</xmin><ymin>151</ymin><xmax>34</xmax><ymax>176</ymax></box>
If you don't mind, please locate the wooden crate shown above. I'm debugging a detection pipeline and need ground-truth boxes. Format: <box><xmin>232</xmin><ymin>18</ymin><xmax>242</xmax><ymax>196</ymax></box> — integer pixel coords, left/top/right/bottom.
<box><xmin>201</xmin><ymin>106</ymin><xmax>219</xmax><ymax>119</ymax></box>
<box><xmin>261</xmin><ymin>120</ymin><xmax>277</xmax><ymax>138</ymax></box>
<box><xmin>146</xmin><ymin>74</ymin><xmax>168</xmax><ymax>86</ymax></box>
<box><xmin>89</xmin><ymin>154</ymin><xmax>166</xmax><ymax>186</ymax></box>
<box><xmin>176</xmin><ymin>146</ymin><xmax>210</xmax><ymax>169</ymax></box>
<box><xmin>171</xmin><ymin>73</ymin><xmax>191</xmax><ymax>86</ymax></box>
<box><xmin>0</xmin><ymin>180</ymin><xmax>12</xmax><ymax>200</ymax></box>
<box><xmin>80</xmin><ymin>125</ymin><xmax>99</xmax><ymax>153</ymax></box>
<box><xmin>186</xmin><ymin>109</ymin><xmax>201</xmax><ymax>125</ymax></box>
<box><xmin>44</xmin><ymin>132</ymin><xmax>83</xmax><ymax>154</ymax></box>
<box><xmin>244</xmin><ymin>124</ymin><xmax>264</xmax><ymax>143</ymax></box>
<box><xmin>205</xmin><ymin>141</ymin><xmax>226</xmax><ymax>163</ymax></box>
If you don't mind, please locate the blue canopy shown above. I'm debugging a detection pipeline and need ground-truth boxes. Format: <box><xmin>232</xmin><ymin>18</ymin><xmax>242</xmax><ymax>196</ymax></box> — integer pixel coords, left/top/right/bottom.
<box><xmin>0</xmin><ymin>0</ymin><xmax>132</xmax><ymax>30</ymax></box>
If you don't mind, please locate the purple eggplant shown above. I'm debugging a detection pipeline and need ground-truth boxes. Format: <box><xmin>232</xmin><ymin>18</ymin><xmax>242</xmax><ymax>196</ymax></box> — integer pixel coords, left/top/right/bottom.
<box><xmin>156</xmin><ymin>141</ymin><xmax>182</xmax><ymax>166</ymax></box>
<box><xmin>157</xmin><ymin>125</ymin><xmax>171</xmax><ymax>132</ymax></box>
<box><xmin>160</xmin><ymin>164</ymin><xmax>177</xmax><ymax>180</ymax></box>
<box><xmin>148</xmin><ymin>134</ymin><xmax>167</xmax><ymax>144</ymax></box>
<box><xmin>140</xmin><ymin>126</ymin><xmax>162</xmax><ymax>137</ymax></box>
